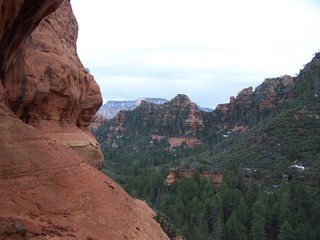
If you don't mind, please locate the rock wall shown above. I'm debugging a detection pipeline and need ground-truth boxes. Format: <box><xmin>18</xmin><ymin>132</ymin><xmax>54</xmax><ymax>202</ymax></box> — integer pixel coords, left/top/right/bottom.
<box><xmin>151</xmin><ymin>135</ymin><xmax>202</xmax><ymax>149</ymax></box>
<box><xmin>164</xmin><ymin>94</ymin><xmax>205</xmax><ymax>134</ymax></box>
<box><xmin>4</xmin><ymin>0</ymin><xmax>103</xmax><ymax>169</ymax></box>
<box><xmin>213</xmin><ymin>75</ymin><xmax>295</xmax><ymax>132</ymax></box>
<box><xmin>164</xmin><ymin>168</ymin><xmax>223</xmax><ymax>191</ymax></box>
<box><xmin>0</xmin><ymin>0</ymin><xmax>64</xmax><ymax>80</ymax></box>
<box><xmin>0</xmin><ymin>0</ymin><xmax>168</xmax><ymax>239</ymax></box>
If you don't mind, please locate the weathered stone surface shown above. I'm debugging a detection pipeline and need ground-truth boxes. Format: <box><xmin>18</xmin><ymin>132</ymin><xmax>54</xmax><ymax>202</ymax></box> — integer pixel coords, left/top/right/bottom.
<box><xmin>110</xmin><ymin>110</ymin><xmax>127</xmax><ymax>132</ymax></box>
<box><xmin>164</xmin><ymin>168</ymin><xmax>223</xmax><ymax>191</ymax></box>
<box><xmin>298</xmin><ymin>52</ymin><xmax>320</xmax><ymax>94</ymax></box>
<box><xmin>213</xmin><ymin>75</ymin><xmax>295</xmax><ymax>132</ymax></box>
<box><xmin>186</xmin><ymin>101</ymin><xmax>205</xmax><ymax>133</ymax></box>
<box><xmin>0</xmin><ymin>0</ymin><xmax>169</xmax><ymax>239</ymax></box>
<box><xmin>151</xmin><ymin>135</ymin><xmax>202</xmax><ymax>149</ymax></box>
<box><xmin>167</xmin><ymin>137</ymin><xmax>202</xmax><ymax>149</ymax></box>
<box><xmin>162</xmin><ymin>94</ymin><xmax>205</xmax><ymax>134</ymax></box>
<box><xmin>0</xmin><ymin>0</ymin><xmax>64</xmax><ymax>80</ymax></box>
<box><xmin>89</xmin><ymin>113</ymin><xmax>108</xmax><ymax>131</ymax></box>
<box><xmin>0</xmin><ymin>121</ymin><xmax>167</xmax><ymax>238</ymax></box>
<box><xmin>3</xmin><ymin>0</ymin><xmax>103</xmax><ymax>168</ymax></box>
<box><xmin>255</xmin><ymin>75</ymin><xmax>294</xmax><ymax>112</ymax></box>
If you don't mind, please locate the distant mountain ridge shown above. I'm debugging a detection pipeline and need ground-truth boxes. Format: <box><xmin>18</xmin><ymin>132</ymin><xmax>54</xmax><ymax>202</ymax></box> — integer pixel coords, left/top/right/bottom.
<box><xmin>197</xmin><ymin>106</ymin><xmax>213</xmax><ymax>112</ymax></box>
<box><xmin>93</xmin><ymin>52</ymin><xmax>320</xmax><ymax>175</ymax></box>
<box><xmin>96</xmin><ymin>97</ymin><xmax>213</xmax><ymax>119</ymax></box>
<box><xmin>97</xmin><ymin>98</ymin><xmax>168</xmax><ymax>119</ymax></box>
<box><xmin>92</xmin><ymin>52</ymin><xmax>320</xmax><ymax>239</ymax></box>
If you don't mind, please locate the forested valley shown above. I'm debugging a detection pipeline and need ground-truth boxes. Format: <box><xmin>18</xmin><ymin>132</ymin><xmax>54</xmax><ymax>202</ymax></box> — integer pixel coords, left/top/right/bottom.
<box><xmin>93</xmin><ymin>53</ymin><xmax>320</xmax><ymax>239</ymax></box>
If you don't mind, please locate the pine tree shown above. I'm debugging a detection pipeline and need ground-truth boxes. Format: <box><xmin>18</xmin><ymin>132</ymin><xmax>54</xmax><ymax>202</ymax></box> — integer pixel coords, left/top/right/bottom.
<box><xmin>246</xmin><ymin>181</ymin><xmax>260</xmax><ymax>208</ymax></box>
<box><xmin>220</xmin><ymin>187</ymin><xmax>241</xmax><ymax>221</ymax></box>
<box><xmin>212</xmin><ymin>217</ymin><xmax>224</xmax><ymax>240</ymax></box>
<box><xmin>225</xmin><ymin>212</ymin><xmax>246</xmax><ymax>240</ymax></box>
<box><xmin>278</xmin><ymin>221</ymin><xmax>294</xmax><ymax>240</ymax></box>
<box><xmin>206</xmin><ymin>193</ymin><xmax>223</xmax><ymax>233</ymax></box>
<box><xmin>270</xmin><ymin>201</ymin><xmax>280</xmax><ymax>240</ymax></box>
<box><xmin>294</xmin><ymin>223</ymin><xmax>307</xmax><ymax>240</ymax></box>
<box><xmin>251</xmin><ymin>218</ymin><xmax>266</xmax><ymax>240</ymax></box>
<box><xmin>311</xmin><ymin>196</ymin><xmax>320</xmax><ymax>239</ymax></box>
<box><xmin>250</xmin><ymin>199</ymin><xmax>266</xmax><ymax>240</ymax></box>
<box><xmin>236</xmin><ymin>196</ymin><xmax>249</xmax><ymax>228</ymax></box>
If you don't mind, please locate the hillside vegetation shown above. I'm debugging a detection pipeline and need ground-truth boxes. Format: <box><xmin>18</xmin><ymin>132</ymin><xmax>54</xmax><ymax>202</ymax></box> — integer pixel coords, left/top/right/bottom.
<box><xmin>93</xmin><ymin>52</ymin><xmax>320</xmax><ymax>239</ymax></box>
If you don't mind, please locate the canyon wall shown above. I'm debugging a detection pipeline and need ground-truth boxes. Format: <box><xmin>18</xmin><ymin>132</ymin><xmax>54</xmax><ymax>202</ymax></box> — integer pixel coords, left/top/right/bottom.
<box><xmin>4</xmin><ymin>0</ymin><xmax>103</xmax><ymax>169</ymax></box>
<box><xmin>0</xmin><ymin>0</ymin><xmax>168</xmax><ymax>239</ymax></box>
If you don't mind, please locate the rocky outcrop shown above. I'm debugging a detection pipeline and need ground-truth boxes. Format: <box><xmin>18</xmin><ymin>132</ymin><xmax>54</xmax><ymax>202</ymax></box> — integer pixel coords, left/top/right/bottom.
<box><xmin>0</xmin><ymin>119</ymin><xmax>167</xmax><ymax>239</ymax></box>
<box><xmin>163</xmin><ymin>94</ymin><xmax>205</xmax><ymax>134</ymax></box>
<box><xmin>0</xmin><ymin>0</ymin><xmax>168</xmax><ymax>239</ymax></box>
<box><xmin>297</xmin><ymin>52</ymin><xmax>320</xmax><ymax>94</ymax></box>
<box><xmin>151</xmin><ymin>135</ymin><xmax>202</xmax><ymax>149</ymax></box>
<box><xmin>186</xmin><ymin>101</ymin><xmax>205</xmax><ymax>133</ymax></box>
<box><xmin>213</xmin><ymin>75</ymin><xmax>295</xmax><ymax>132</ymax></box>
<box><xmin>110</xmin><ymin>109</ymin><xmax>127</xmax><ymax>132</ymax></box>
<box><xmin>255</xmin><ymin>75</ymin><xmax>294</xmax><ymax>112</ymax></box>
<box><xmin>168</xmin><ymin>137</ymin><xmax>202</xmax><ymax>149</ymax></box>
<box><xmin>0</xmin><ymin>0</ymin><xmax>64</xmax><ymax>81</ymax></box>
<box><xmin>89</xmin><ymin>113</ymin><xmax>108</xmax><ymax>130</ymax></box>
<box><xmin>99</xmin><ymin>94</ymin><xmax>207</xmax><ymax>152</ymax></box>
<box><xmin>164</xmin><ymin>168</ymin><xmax>223</xmax><ymax>191</ymax></box>
<box><xmin>3</xmin><ymin>0</ymin><xmax>103</xmax><ymax>168</ymax></box>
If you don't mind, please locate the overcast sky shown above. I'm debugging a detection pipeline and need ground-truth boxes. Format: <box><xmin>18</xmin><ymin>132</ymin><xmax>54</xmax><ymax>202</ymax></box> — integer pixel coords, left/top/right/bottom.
<box><xmin>71</xmin><ymin>0</ymin><xmax>320</xmax><ymax>109</ymax></box>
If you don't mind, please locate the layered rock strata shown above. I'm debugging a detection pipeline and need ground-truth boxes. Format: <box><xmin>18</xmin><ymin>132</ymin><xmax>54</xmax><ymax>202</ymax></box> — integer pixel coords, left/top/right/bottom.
<box><xmin>4</xmin><ymin>0</ymin><xmax>103</xmax><ymax>168</ymax></box>
<box><xmin>0</xmin><ymin>0</ymin><xmax>168</xmax><ymax>239</ymax></box>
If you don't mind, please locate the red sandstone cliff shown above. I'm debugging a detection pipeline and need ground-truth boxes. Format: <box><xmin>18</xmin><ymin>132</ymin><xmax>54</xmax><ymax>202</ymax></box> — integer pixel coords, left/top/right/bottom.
<box><xmin>164</xmin><ymin>168</ymin><xmax>223</xmax><ymax>191</ymax></box>
<box><xmin>213</xmin><ymin>75</ymin><xmax>295</xmax><ymax>132</ymax></box>
<box><xmin>0</xmin><ymin>0</ymin><xmax>168</xmax><ymax>239</ymax></box>
<box><xmin>164</xmin><ymin>94</ymin><xmax>205</xmax><ymax>134</ymax></box>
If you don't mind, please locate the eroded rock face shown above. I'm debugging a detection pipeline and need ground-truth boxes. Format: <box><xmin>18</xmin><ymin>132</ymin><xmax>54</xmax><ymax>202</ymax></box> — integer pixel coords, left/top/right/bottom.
<box><xmin>0</xmin><ymin>0</ymin><xmax>64</xmax><ymax>80</ymax></box>
<box><xmin>151</xmin><ymin>135</ymin><xmax>202</xmax><ymax>149</ymax></box>
<box><xmin>0</xmin><ymin>0</ymin><xmax>168</xmax><ymax>239</ymax></box>
<box><xmin>164</xmin><ymin>168</ymin><xmax>223</xmax><ymax>191</ymax></box>
<box><xmin>110</xmin><ymin>110</ymin><xmax>127</xmax><ymax>132</ymax></box>
<box><xmin>163</xmin><ymin>94</ymin><xmax>205</xmax><ymax>134</ymax></box>
<box><xmin>5</xmin><ymin>0</ymin><xmax>101</xmax><ymax>126</ymax></box>
<box><xmin>186</xmin><ymin>101</ymin><xmax>205</xmax><ymax>133</ymax></box>
<box><xmin>4</xmin><ymin>0</ymin><xmax>103</xmax><ymax>169</ymax></box>
<box><xmin>0</xmin><ymin>113</ymin><xmax>167</xmax><ymax>239</ymax></box>
<box><xmin>213</xmin><ymin>75</ymin><xmax>295</xmax><ymax>132</ymax></box>
<box><xmin>255</xmin><ymin>75</ymin><xmax>294</xmax><ymax>112</ymax></box>
<box><xmin>89</xmin><ymin>113</ymin><xmax>108</xmax><ymax>131</ymax></box>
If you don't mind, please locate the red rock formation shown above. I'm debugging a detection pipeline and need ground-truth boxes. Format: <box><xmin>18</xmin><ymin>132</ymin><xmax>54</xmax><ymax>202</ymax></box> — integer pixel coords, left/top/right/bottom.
<box><xmin>213</xmin><ymin>75</ymin><xmax>295</xmax><ymax>132</ymax></box>
<box><xmin>216</xmin><ymin>103</ymin><xmax>229</xmax><ymax>112</ymax></box>
<box><xmin>0</xmin><ymin>0</ymin><xmax>168</xmax><ymax>239</ymax></box>
<box><xmin>232</xmin><ymin>124</ymin><xmax>249</xmax><ymax>133</ymax></box>
<box><xmin>151</xmin><ymin>134</ymin><xmax>167</xmax><ymax>142</ymax></box>
<box><xmin>236</xmin><ymin>86</ymin><xmax>254</xmax><ymax>106</ymax></box>
<box><xmin>110</xmin><ymin>109</ymin><xmax>127</xmax><ymax>132</ymax></box>
<box><xmin>168</xmin><ymin>137</ymin><xmax>202</xmax><ymax>149</ymax></box>
<box><xmin>4</xmin><ymin>0</ymin><xmax>103</xmax><ymax>169</ymax></box>
<box><xmin>186</xmin><ymin>102</ymin><xmax>205</xmax><ymax>133</ymax></box>
<box><xmin>0</xmin><ymin>120</ymin><xmax>167</xmax><ymax>238</ymax></box>
<box><xmin>163</xmin><ymin>94</ymin><xmax>205</xmax><ymax>134</ymax></box>
<box><xmin>164</xmin><ymin>168</ymin><xmax>223</xmax><ymax>191</ymax></box>
<box><xmin>89</xmin><ymin>113</ymin><xmax>108</xmax><ymax>131</ymax></box>
<box><xmin>0</xmin><ymin>0</ymin><xmax>64</xmax><ymax>79</ymax></box>
<box><xmin>255</xmin><ymin>76</ymin><xmax>294</xmax><ymax>112</ymax></box>
<box><xmin>151</xmin><ymin>135</ymin><xmax>202</xmax><ymax>149</ymax></box>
